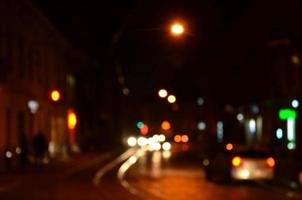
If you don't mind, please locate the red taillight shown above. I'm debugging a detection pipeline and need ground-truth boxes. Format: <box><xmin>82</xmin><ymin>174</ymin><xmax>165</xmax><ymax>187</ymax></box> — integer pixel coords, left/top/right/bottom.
<box><xmin>232</xmin><ymin>156</ymin><xmax>242</xmax><ymax>167</ymax></box>
<box><xmin>266</xmin><ymin>157</ymin><xmax>275</xmax><ymax>167</ymax></box>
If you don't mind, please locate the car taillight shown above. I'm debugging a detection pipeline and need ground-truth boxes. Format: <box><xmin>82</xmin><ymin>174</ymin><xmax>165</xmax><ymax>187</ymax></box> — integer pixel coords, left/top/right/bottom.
<box><xmin>232</xmin><ymin>156</ymin><xmax>242</xmax><ymax>167</ymax></box>
<box><xmin>266</xmin><ymin>157</ymin><xmax>275</xmax><ymax>167</ymax></box>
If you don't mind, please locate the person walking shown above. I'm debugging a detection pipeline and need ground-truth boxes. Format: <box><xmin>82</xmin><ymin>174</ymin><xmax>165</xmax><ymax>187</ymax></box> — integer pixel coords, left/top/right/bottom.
<box><xmin>32</xmin><ymin>131</ymin><xmax>48</xmax><ymax>166</ymax></box>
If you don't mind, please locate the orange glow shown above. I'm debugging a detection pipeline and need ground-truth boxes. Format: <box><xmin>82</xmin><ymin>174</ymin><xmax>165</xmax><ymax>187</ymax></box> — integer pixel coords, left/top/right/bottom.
<box><xmin>67</xmin><ymin>110</ymin><xmax>77</xmax><ymax>130</ymax></box>
<box><xmin>171</xmin><ymin>23</ymin><xmax>184</xmax><ymax>35</ymax></box>
<box><xmin>161</xmin><ymin>121</ymin><xmax>171</xmax><ymax>130</ymax></box>
<box><xmin>174</xmin><ymin>135</ymin><xmax>181</xmax><ymax>143</ymax></box>
<box><xmin>181</xmin><ymin>135</ymin><xmax>189</xmax><ymax>143</ymax></box>
<box><xmin>232</xmin><ymin>156</ymin><xmax>242</xmax><ymax>167</ymax></box>
<box><xmin>266</xmin><ymin>157</ymin><xmax>275</xmax><ymax>168</ymax></box>
<box><xmin>50</xmin><ymin>90</ymin><xmax>61</xmax><ymax>102</ymax></box>
<box><xmin>225</xmin><ymin>143</ymin><xmax>234</xmax><ymax>151</ymax></box>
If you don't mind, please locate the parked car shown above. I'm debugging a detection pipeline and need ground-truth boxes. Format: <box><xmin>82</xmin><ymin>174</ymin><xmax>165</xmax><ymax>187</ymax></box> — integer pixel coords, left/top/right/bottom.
<box><xmin>203</xmin><ymin>145</ymin><xmax>276</xmax><ymax>181</ymax></box>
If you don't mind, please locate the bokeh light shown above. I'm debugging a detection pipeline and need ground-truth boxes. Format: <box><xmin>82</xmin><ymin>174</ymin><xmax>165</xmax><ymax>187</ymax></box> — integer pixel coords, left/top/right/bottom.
<box><xmin>167</xmin><ymin>95</ymin><xmax>176</xmax><ymax>103</ymax></box>
<box><xmin>161</xmin><ymin>121</ymin><xmax>171</xmax><ymax>130</ymax></box>
<box><xmin>158</xmin><ymin>89</ymin><xmax>168</xmax><ymax>98</ymax></box>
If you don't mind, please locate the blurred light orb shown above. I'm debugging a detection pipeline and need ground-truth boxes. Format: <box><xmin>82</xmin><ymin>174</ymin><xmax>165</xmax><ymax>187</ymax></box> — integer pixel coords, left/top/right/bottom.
<box><xmin>27</xmin><ymin>100</ymin><xmax>39</xmax><ymax>114</ymax></box>
<box><xmin>162</xmin><ymin>142</ymin><xmax>171</xmax><ymax>151</ymax></box>
<box><xmin>50</xmin><ymin>90</ymin><xmax>61</xmax><ymax>102</ymax></box>
<box><xmin>5</xmin><ymin>151</ymin><xmax>13</xmax><ymax>158</ymax></box>
<box><xmin>291</xmin><ymin>55</ymin><xmax>300</xmax><ymax>64</ymax></box>
<box><xmin>140</xmin><ymin>124</ymin><xmax>149</xmax><ymax>135</ymax></box>
<box><xmin>288</xmin><ymin>142</ymin><xmax>295</xmax><ymax>150</ymax></box>
<box><xmin>167</xmin><ymin>95</ymin><xmax>176</xmax><ymax>103</ymax></box>
<box><xmin>158</xmin><ymin>134</ymin><xmax>166</xmax><ymax>142</ymax></box>
<box><xmin>163</xmin><ymin>150</ymin><xmax>172</xmax><ymax>159</ymax></box>
<box><xmin>158</xmin><ymin>89</ymin><xmax>168</xmax><ymax>98</ymax></box>
<box><xmin>171</xmin><ymin>23</ymin><xmax>184</xmax><ymax>35</ymax></box>
<box><xmin>251</xmin><ymin>105</ymin><xmax>259</xmax><ymax>113</ymax></box>
<box><xmin>291</xmin><ymin>99</ymin><xmax>299</xmax><ymax>108</ymax></box>
<box><xmin>136</xmin><ymin>121</ymin><xmax>144</xmax><ymax>129</ymax></box>
<box><xmin>203</xmin><ymin>159</ymin><xmax>210</xmax><ymax>166</ymax></box>
<box><xmin>122</xmin><ymin>87</ymin><xmax>130</xmax><ymax>96</ymax></box>
<box><xmin>127</xmin><ymin>137</ymin><xmax>137</xmax><ymax>147</ymax></box>
<box><xmin>181</xmin><ymin>135</ymin><xmax>189</xmax><ymax>143</ymax></box>
<box><xmin>237</xmin><ymin>113</ymin><xmax>244</xmax><ymax>121</ymax></box>
<box><xmin>249</xmin><ymin>119</ymin><xmax>256</xmax><ymax>134</ymax></box>
<box><xmin>15</xmin><ymin>147</ymin><xmax>22</xmax><ymax>154</ymax></box>
<box><xmin>225</xmin><ymin>143</ymin><xmax>234</xmax><ymax>151</ymax></box>
<box><xmin>276</xmin><ymin>128</ymin><xmax>283</xmax><ymax>139</ymax></box>
<box><xmin>174</xmin><ymin>135</ymin><xmax>181</xmax><ymax>143</ymax></box>
<box><xmin>153</xmin><ymin>134</ymin><xmax>160</xmax><ymax>142</ymax></box>
<box><xmin>152</xmin><ymin>142</ymin><xmax>161</xmax><ymax>151</ymax></box>
<box><xmin>197</xmin><ymin>121</ymin><xmax>206</xmax><ymax>130</ymax></box>
<box><xmin>137</xmin><ymin>137</ymin><xmax>148</xmax><ymax>146</ymax></box>
<box><xmin>161</xmin><ymin>121</ymin><xmax>171</xmax><ymax>130</ymax></box>
<box><xmin>197</xmin><ymin>97</ymin><xmax>204</xmax><ymax>106</ymax></box>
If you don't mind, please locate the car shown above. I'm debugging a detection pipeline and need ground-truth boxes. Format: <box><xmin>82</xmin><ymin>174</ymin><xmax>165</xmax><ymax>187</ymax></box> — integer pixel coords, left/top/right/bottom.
<box><xmin>203</xmin><ymin>145</ymin><xmax>276</xmax><ymax>181</ymax></box>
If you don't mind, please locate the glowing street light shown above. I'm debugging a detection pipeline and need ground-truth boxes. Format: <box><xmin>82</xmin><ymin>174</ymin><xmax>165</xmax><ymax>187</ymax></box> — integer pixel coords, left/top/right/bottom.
<box><xmin>158</xmin><ymin>89</ymin><xmax>168</xmax><ymax>98</ymax></box>
<box><xmin>167</xmin><ymin>95</ymin><xmax>176</xmax><ymax>103</ymax></box>
<box><xmin>171</xmin><ymin>23</ymin><xmax>184</xmax><ymax>36</ymax></box>
<box><xmin>50</xmin><ymin>89</ymin><xmax>61</xmax><ymax>102</ymax></box>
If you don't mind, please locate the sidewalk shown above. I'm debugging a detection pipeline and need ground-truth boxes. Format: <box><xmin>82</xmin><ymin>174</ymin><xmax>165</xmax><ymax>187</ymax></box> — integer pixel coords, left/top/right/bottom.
<box><xmin>0</xmin><ymin>151</ymin><xmax>112</xmax><ymax>192</ymax></box>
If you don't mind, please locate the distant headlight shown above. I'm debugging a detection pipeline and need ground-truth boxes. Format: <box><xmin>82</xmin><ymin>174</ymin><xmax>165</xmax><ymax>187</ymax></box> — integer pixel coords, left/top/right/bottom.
<box><xmin>162</xmin><ymin>142</ymin><xmax>171</xmax><ymax>151</ymax></box>
<box><xmin>137</xmin><ymin>137</ymin><xmax>148</xmax><ymax>146</ymax></box>
<box><xmin>127</xmin><ymin>137</ymin><xmax>137</xmax><ymax>147</ymax></box>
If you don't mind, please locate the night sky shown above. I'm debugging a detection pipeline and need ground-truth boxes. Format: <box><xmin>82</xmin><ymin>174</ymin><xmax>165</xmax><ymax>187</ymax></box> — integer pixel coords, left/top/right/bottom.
<box><xmin>32</xmin><ymin>0</ymin><xmax>302</xmax><ymax>105</ymax></box>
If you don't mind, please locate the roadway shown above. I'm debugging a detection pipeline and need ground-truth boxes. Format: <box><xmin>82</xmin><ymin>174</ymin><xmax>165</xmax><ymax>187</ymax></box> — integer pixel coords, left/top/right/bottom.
<box><xmin>0</xmin><ymin>146</ymin><xmax>302</xmax><ymax>200</ymax></box>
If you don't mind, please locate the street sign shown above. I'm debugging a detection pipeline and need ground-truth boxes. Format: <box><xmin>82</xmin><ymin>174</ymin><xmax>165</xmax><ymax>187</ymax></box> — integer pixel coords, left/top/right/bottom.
<box><xmin>279</xmin><ymin>108</ymin><xmax>296</xmax><ymax>120</ymax></box>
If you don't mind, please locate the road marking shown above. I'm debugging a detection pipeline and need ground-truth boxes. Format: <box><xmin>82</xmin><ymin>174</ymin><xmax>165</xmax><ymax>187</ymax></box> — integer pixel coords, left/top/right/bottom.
<box><xmin>117</xmin><ymin>149</ymin><xmax>145</xmax><ymax>195</ymax></box>
<box><xmin>93</xmin><ymin>148</ymin><xmax>137</xmax><ymax>185</ymax></box>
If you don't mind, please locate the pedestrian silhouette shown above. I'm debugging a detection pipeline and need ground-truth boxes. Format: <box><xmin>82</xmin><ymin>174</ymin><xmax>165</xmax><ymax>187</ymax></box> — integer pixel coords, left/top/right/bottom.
<box><xmin>19</xmin><ymin>132</ymin><xmax>29</xmax><ymax>166</ymax></box>
<box><xmin>32</xmin><ymin>131</ymin><xmax>47</xmax><ymax>166</ymax></box>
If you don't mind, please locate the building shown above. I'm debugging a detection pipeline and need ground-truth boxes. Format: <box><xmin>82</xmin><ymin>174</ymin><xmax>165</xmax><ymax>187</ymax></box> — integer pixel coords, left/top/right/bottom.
<box><xmin>0</xmin><ymin>0</ymin><xmax>77</xmax><ymax>170</ymax></box>
<box><xmin>205</xmin><ymin>0</ymin><xmax>302</xmax><ymax>152</ymax></box>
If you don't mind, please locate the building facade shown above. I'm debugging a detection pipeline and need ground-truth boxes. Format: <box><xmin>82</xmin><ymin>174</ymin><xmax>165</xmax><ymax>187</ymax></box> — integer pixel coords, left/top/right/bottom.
<box><xmin>0</xmin><ymin>0</ymin><xmax>77</xmax><ymax>170</ymax></box>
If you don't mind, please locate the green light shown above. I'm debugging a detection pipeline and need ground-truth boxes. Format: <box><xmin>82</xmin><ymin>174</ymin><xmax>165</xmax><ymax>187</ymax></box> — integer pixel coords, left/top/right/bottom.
<box><xmin>287</xmin><ymin>142</ymin><xmax>296</xmax><ymax>150</ymax></box>
<box><xmin>279</xmin><ymin>109</ymin><xmax>296</xmax><ymax>120</ymax></box>
<box><xmin>136</xmin><ymin>121</ymin><xmax>144</xmax><ymax>129</ymax></box>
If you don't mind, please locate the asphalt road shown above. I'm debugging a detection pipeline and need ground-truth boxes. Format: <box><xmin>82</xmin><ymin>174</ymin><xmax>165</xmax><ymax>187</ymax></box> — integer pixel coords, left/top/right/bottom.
<box><xmin>0</xmin><ymin>148</ymin><xmax>302</xmax><ymax>200</ymax></box>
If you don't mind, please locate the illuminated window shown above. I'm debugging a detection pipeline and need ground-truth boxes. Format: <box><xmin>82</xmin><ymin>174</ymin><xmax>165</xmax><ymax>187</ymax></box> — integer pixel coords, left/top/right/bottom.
<box><xmin>249</xmin><ymin>119</ymin><xmax>256</xmax><ymax>134</ymax></box>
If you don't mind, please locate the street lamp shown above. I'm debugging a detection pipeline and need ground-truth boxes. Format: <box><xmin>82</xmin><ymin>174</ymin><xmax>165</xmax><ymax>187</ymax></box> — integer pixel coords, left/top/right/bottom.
<box><xmin>158</xmin><ymin>89</ymin><xmax>168</xmax><ymax>98</ymax></box>
<box><xmin>170</xmin><ymin>23</ymin><xmax>185</xmax><ymax>36</ymax></box>
<box><xmin>167</xmin><ymin>95</ymin><xmax>176</xmax><ymax>104</ymax></box>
